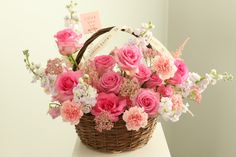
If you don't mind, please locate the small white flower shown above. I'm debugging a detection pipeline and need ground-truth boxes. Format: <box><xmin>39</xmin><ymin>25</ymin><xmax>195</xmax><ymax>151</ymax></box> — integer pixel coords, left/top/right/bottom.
<box><xmin>158</xmin><ymin>97</ymin><xmax>190</xmax><ymax>122</ymax></box>
<box><xmin>189</xmin><ymin>72</ymin><xmax>201</xmax><ymax>83</ymax></box>
<box><xmin>73</xmin><ymin>80</ymin><xmax>97</xmax><ymax>113</ymax></box>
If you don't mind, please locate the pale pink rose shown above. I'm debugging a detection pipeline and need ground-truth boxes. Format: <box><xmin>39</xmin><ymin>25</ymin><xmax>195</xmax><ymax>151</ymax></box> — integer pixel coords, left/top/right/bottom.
<box><xmin>61</xmin><ymin>100</ymin><xmax>83</xmax><ymax>125</ymax></box>
<box><xmin>98</xmin><ymin>71</ymin><xmax>122</xmax><ymax>94</ymax></box>
<box><xmin>113</xmin><ymin>45</ymin><xmax>142</xmax><ymax>72</ymax></box>
<box><xmin>91</xmin><ymin>93</ymin><xmax>127</xmax><ymax>122</ymax></box>
<box><xmin>171</xmin><ymin>94</ymin><xmax>184</xmax><ymax>111</ymax></box>
<box><xmin>54</xmin><ymin>28</ymin><xmax>82</xmax><ymax>56</ymax></box>
<box><xmin>157</xmin><ymin>85</ymin><xmax>174</xmax><ymax>97</ymax></box>
<box><xmin>94</xmin><ymin>55</ymin><xmax>116</xmax><ymax>74</ymax></box>
<box><xmin>134</xmin><ymin>90</ymin><xmax>160</xmax><ymax>117</ymax></box>
<box><xmin>54</xmin><ymin>28</ymin><xmax>80</xmax><ymax>42</ymax></box>
<box><xmin>135</xmin><ymin>64</ymin><xmax>152</xmax><ymax>84</ymax></box>
<box><xmin>48</xmin><ymin>107</ymin><xmax>60</xmax><ymax>119</ymax></box>
<box><xmin>123</xmin><ymin>106</ymin><xmax>148</xmax><ymax>131</ymax></box>
<box><xmin>153</xmin><ymin>56</ymin><xmax>177</xmax><ymax>80</ymax></box>
<box><xmin>168</xmin><ymin>60</ymin><xmax>189</xmax><ymax>85</ymax></box>
<box><xmin>56</xmin><ymin>41</ymin><xmax>81</xmax><ymax>56</ymax></box>
<box><xmin>145</xmin><ymin>74</ymin><xmax>163</xmax><ymax>88</ymax></box>
<box><xmin>54</xmin><ymin>71</ymin><xmax>82</xmax><ymax>103</ymax></box>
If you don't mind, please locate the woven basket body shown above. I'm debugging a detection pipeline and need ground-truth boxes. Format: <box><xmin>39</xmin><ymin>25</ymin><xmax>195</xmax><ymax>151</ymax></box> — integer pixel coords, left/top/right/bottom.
<box><xmin>75</xmin><ymin>114</ymin><xmax>158</xmax><ymax>153</ymax></box>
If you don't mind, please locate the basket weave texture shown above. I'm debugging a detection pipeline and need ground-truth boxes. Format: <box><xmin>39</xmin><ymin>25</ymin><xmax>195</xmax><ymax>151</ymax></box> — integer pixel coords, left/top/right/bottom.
<box><xmin>75</xmin><ymin>114</ymin><xmax>158</xmax><ymax>153</ymax></box>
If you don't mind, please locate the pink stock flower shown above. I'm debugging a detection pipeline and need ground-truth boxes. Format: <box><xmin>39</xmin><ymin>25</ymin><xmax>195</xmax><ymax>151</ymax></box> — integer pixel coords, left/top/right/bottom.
<box><xmin>123</xmin><ymin>106</ymin><xmax>148</xmax><ymax>131</ymax></box>
<box><xmin>91</xmin><ymin>93</ymin><xmax>127</xmax><ymax>122</ymax></box>
<box><xmin>61</xmin><ymin>100</ymin><xmax>83</xmax><ymax>125</ymax></box>
<box><xmin>168</xmin><ymin>60</ymin><xmax>189</xmax><ymax>85</ymax></box>
<box><xmin>157</xmin><ymin>85</ymin><xmax>174</xmax><ymax>97</ymax></box>
<box><xmin>97</xmin><ymin>71</ymin><xmax>122</xmax><ymax>94</ymax></box>
<box><xmin>145</xmin><ymin>74</ymin><xmax>163</xmax><ymax>88</ymax></box>
<box><xmin>54</xmin><ymin>71</ymin><xmax>81</xmax><ymax>103</ymax></box>
<box><xmin>94</xmin><ymin>55</ymin><xmax>116</xmax><ymax>74</ymax></box>
<box><xmin>95</xmin><ymin>111</ymin><xmax>114</xmax><ymax>132</ymax></box>
<box><xmin>45</xmin><ymin>58</ymin><xmax>63</xmax><ymax>75</ymax></box>
<box><xmin>135</xmin><ymin>64</ymin><xmax>152</xmax><ymax>84</ymax></box>
<box><xmin>113</xmin><ymin>45</ymin><xmax>142</xmax><ymax>72</ymax></box>
<box><xmin>54</xmin><ymin>28</ymin><xmax>82</xmax><ymax>56</ymax></box>
<box><xmin>134</xmin><ymin>89</ymin><xmax>160</xmax><ymax>117</ymax></box>
<box><xmin>48</xmin><ymin>107</ymin><xmax>61</xmax><ymax>119</ymax></box>
<box><xmin>143</xmin><ymin>48</ymin><xmax>159</xmax><ymax>59</ymax></box>
<box><xmin>153</xmin><ymin>56</ymin><xmax>177</xmax><ymax>81</ymax></box>
<box><xmin>190</xmin><ymin>85</ymin><xmax>202</xmax><ymax>103</ymax></box>
<box><xmin>171</xmin><ymin>94</ymin><xmax>184</xmax><ymax>112</ymax></box>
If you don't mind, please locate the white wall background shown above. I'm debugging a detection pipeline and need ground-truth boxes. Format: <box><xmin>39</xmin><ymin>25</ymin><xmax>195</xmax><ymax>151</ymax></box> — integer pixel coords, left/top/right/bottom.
<box><xmin>0</xmin><ymin>0</ymin><xmax>168</xmax><ymax>157</ymax></box>
<box><xmin>163</xmin><ymin>0</ymin><xmax>236</xmax><ymax>157</ymax></box>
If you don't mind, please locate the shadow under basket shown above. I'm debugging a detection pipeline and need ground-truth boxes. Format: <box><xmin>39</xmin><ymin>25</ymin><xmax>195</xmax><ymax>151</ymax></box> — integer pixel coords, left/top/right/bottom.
<box><xmin>75</xmin><ymin>114</ymin><xmax>158</xmax><ymax>153</ymax></box>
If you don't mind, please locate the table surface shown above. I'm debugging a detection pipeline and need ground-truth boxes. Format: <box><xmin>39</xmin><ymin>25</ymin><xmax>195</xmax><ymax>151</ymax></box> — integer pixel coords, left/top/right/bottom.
<box><xmin>72</xmin><ymin>123</ymin><xmax>171</xmax><ymax>157</ymax></box>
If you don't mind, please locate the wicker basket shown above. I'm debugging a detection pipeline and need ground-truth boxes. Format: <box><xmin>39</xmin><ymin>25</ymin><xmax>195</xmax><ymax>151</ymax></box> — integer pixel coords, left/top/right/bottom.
<box><xmin>75</xmin><ymin>114</ymin><xmax>158</xmax><ymax>153</ymax></box>
<box><xmin>74</xmin><ymin>27</ymin><xmax>159</xmax><ymax>153</ymax></box>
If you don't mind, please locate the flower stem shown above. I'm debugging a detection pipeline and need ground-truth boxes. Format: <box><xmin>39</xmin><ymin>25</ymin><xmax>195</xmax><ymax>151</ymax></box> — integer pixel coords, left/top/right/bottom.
<box><xmin>23</xmin><ymin>50</ymin><xmax>43</xmax><ymax>79</ymax></box>
<box><xmin>67</xmin><ymin>55</ymin><xmax>78</xmax><ymax>71</ymax></box>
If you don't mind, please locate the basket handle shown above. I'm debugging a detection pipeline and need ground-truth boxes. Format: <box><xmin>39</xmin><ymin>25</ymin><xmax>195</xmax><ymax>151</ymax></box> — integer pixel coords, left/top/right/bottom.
<box><xmin>74</xmin><ymin>26</ymin><xmax>172</xmax><ymax>70</ymax></box>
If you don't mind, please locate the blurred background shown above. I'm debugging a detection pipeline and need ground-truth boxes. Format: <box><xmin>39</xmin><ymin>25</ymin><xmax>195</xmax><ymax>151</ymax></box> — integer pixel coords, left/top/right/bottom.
<box><xmin>0</xmin><ymin>0</ymin><xmax>235</xmax><ymax>157</ymax></box>
<box><xmin>165</xmin><ymin>1</ymin><xmax>236</xmax><ymax>157</ymax></box>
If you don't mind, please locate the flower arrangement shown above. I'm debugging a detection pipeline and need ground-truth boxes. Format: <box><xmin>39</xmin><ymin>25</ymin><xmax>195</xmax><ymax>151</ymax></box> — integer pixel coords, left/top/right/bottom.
<box><xmin>23</xmin><ymin>1</ymin><xmax>233</xmax><ymax>133</ymax></box>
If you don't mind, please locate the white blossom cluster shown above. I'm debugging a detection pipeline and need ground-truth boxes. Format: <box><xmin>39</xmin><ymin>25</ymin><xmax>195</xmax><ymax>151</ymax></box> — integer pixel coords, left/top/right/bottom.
<box><xmin>178</xmin><ymin>69</ymin><xmax>233</xmax><ymax>98</ymax></box>
<box><xmin>198</xmin><ymin>69</ymin><xmax>233</xmax><ymax>93</ymax></box>
<box><xmin>158</xmin><ymin>97</ymin><xmax>189</xmax><ymax>122</ymax></box>
<box><xmin>73</xmin><ymin>78</ymin><xmax>97</xmax><ymax>113</ymax></box>
<box><xmin>178</xmin><ymin>72</ymin><xmax>202</xmax><ymax>98</ymax></box>
<box><xmin>132</xmin><ymin>22</ymin><xmax>155</xmax><ymax>46</ymax></box>
<box><xmin>64</xmin><ymin>0</ymin><xmax>80</xmax><ymax>30</ymax></box>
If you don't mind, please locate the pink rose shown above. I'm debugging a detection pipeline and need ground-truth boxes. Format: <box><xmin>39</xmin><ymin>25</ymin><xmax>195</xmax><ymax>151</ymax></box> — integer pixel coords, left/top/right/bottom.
<box><xmin>98</xmin><ymin>71</ymin><xmax>122</xmax><ymax>94</ymax></box>
<box><xmin>91</xmin><ymin>93</ymin><xmax>127</xmax><ymax>121</ymax></box>
<box><xmin>54</xmin><ymin>71</ymin><xmax>81</xmax><ymax>103</ymax></box>
<box><xmin>145</xmin><ymin>74</ymin><xmax>163</xmax><ymax>88</ymax></box>
<box><xmin>134</xmin><ymin>90</ymin><xmax>160</xmax><ymax>117</ymax></box>
<box><xmin>135</xmin><ymin>64</ymin><xmax>152</xmax><ymax>84</ymax></box>
<box><xmin>123</xmin><ymin>106</ymin><xmax>148</xmax><ymax>131</ymax></box>
<box><xmin>168</xmin><ymin>60</ymin><xmax>189</xmax><ymax>85</ymax></box>
<box><xmin>94</xmin><ymin>55</ymin><xmax>116</xmax><ymax>74</ymax></box>
<box><xmin>153</xmin><ymin>56</ymin><xmax>177</xmax><ymax>80</ymax></box>
<box><xmin>157</xmin><ymin>85</ymin><xmax>174</xmax><ymax>97</ymax></box>
<box><xmin>114</xmin><ymin>45</ymin><xmax>142</xmax><ymax>72</ymax></box>
<box><xmin>54</xmin><ymin>28</ymin><xmax>82</xmax><ymax>56</ymax></box>
<box><xmin>61</xmin><ymin>100</ymin><xmax>83</xmax><ymax>125</ymax></box>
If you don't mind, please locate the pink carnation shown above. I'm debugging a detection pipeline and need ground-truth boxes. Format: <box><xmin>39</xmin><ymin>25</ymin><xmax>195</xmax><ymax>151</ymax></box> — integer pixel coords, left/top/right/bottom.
<box><xmin>94</xmin><ymin>55</ymin><xmax>116</xmax><ymax>74</ymax></box>
<box><xmin>135</xmin><ymin>64</ymin><xmax>152</xmax><ymax>84</ymax></box>
<box><xmin>98</xmin><ymin>71</ymin><xmax>122</xmax><ymax>94</ymax></box>
<box><xmin>54</xmin><ymin>28</ymin><xmax>82</xmax><ymax>56</ymax></box>
<box><xmin>168</xmin><ymin>60</ymin><xmax>189</xmax><ymax>85</ymax></box>
<box><xmin>54</xmin><ymin>71</ymin><xmax>81</xmax><ymax>103</ymax></box>
<box><xmin>123</xmin><ymin>106</ymin><xmax>148</xmax><ymax>131</ymax></box>
<box><xmin>134</xmin><ymin>89</ymin><xmax>160</xmax><ymax>117</ymax></box>
<box><xmin>153</xmin><ymin>56</ymin><xmax>177</xmax><ymax>80</ymax></box>
<box><xmin>91</xmin><ymin>93</ymin><xmax>127</xmax><ymax>121</ymax></box>
<box><xmin>145</xmin><ymin>74</ymin><xmax>163</xmax><ymax>88</ymax></box>
<box><xmin>113</xmin><ymin>45</ymin><xmax>142</xmax><ymax>72</ymax></box>
<box><xmin>157</xmin><ymin>85</ymin><xmax>174</xmax><ymax>97</ymax></box>
<box><xmin>171</xmin><ymin>94</ymin><xmax>184</xmax><ymax>111</ymax></box>
<box><xmin>61</xmin><ymin>100</ymin><xmax>83</xmax><ymax>125</ymax></box>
